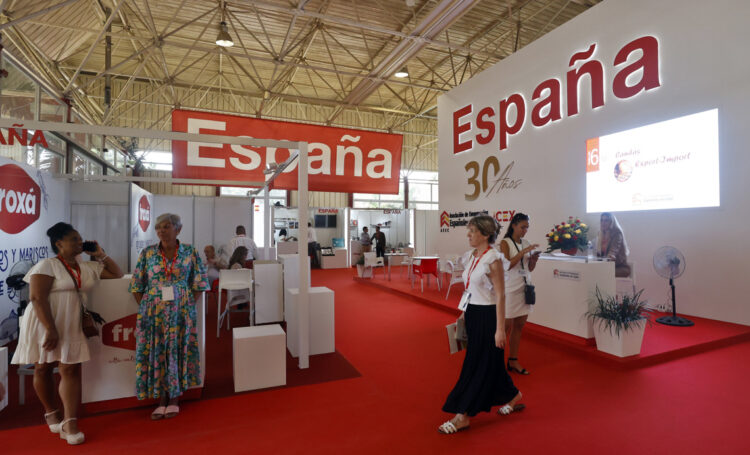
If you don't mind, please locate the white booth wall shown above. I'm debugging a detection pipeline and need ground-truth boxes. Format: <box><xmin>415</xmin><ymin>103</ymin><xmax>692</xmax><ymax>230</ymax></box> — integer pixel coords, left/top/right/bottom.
<box><xmin>274</xmin><ymin>207</ymin><xmax>346</xmax><ymax>248</ymax></box>
<box><xmin>350</xmin><ymin>209</ymin><xmax>410</xmax><ymax>249</ymax></box>
<box><xmin>70</xmin><ymin>182</ymin><xmax>129</xmax><ymax>272</ymax></box>
<box><xmin>437</xmin><ymin>0</ymin><xmax>750</xmax><ymax>324</ymax></box>
<box><xmin>153</xmin><ymin>195</ymin><xmax>252</xmax><ymax>261</ymax></box>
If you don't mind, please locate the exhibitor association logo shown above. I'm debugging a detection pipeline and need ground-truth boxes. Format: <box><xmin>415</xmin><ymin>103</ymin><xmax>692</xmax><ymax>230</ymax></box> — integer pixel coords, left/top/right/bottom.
<box><xmin>138</xmin><ymin>195</ymin><xmax>151</xmax><ymax>232</ymax></box>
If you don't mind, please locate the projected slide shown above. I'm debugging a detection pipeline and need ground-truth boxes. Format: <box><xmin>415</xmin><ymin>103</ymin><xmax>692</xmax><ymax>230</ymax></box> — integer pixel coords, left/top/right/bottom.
<box><xmin>586</xmin><ymin>109</ymin><xmax>719</xmax><ymax>213</ymax></box>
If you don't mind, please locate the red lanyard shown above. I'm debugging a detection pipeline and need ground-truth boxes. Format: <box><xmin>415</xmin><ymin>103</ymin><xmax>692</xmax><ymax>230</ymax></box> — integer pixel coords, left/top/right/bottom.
<box><xmin>159</xmin><ymin>244</ymin><xmax>179</xmax><ymax>281</ymax></box>
<box><xmin>466</xmin><ymin>247</ymin><xmax>491</xmax><ymax>289</ymax></box>
<box><xmin>57</xmin><ymin>256</ymin><xmax>81</xmax><ymax>289</ymax></box>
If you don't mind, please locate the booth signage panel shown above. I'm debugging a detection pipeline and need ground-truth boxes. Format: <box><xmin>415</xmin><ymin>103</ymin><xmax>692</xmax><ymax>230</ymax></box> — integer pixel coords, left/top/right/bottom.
<box><xmin>0</xmin><ymin>157</ymin><xmax>68</xmax><ymax>345</ymax></box>
<box><xmin>129</xmin><ymin>184</ymin><xmax>157</xmax><ymax>272</ymax></box>
<box><xmin>436</xmin><ymin>0</ymin><xmax>750</xmax><ymax>324</ymax></box>
<box><xmin>171</xmin><ymin>110</ymin><xmax>403</xmax><ymax>194</ymax></box>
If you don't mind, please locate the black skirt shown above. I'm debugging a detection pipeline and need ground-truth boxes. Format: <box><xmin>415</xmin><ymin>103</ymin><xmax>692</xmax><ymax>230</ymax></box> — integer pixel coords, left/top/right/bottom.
<box><xmin>442</xmin><ymin>304</ymin><xmax>519</xmax><ymax>417</ymax></box>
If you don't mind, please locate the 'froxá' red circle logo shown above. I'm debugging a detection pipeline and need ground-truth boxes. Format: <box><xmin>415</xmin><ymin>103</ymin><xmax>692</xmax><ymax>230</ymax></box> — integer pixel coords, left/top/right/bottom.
<box><xmin>138</xmin><ymin>195</ymin><xmax>151</xmax><ymax>232</ymax></box>
<box><xmin>0</xmin><ymin>164</ymin><xmax>42</xmax><ymax>234</ymax></box>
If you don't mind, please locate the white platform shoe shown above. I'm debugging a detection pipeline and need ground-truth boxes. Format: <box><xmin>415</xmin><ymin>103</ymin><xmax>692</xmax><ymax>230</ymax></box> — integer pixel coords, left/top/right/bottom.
<box><xmin>59</xmin><ymin>418</ymin><xmax>85</xmax><ymax>445</ymax></box>
<box><xmin>44</xmin><ymin>409</ymin><xmax>62</xmax><ymax>434</ymax></box>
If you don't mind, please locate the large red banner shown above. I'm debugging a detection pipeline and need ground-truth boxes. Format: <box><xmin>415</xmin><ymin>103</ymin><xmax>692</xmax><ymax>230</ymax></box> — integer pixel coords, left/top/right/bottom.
<box><xmin>171</xmin><ymin>110</ymin><xmax>403</xmax><ymax>194</ymax></box>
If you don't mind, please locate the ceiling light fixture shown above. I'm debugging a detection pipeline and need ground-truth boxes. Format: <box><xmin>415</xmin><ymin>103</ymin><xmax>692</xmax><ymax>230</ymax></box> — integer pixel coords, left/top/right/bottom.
<box><xmin>216</xmin><ymin>21</ymin><xmax>234</xmax><ymax>47</ymax></box>
<box><xmin>394</xmin><ymin>67</ymin><xmax>409</xmax><ymax>78</ymax></box>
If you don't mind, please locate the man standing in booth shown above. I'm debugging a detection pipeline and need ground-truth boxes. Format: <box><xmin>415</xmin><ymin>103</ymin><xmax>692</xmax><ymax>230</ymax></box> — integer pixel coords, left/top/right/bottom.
<box><xmin>372</xmin><ymin>226</ymin><xmax>386</xmax><ymax>258</ymax></box>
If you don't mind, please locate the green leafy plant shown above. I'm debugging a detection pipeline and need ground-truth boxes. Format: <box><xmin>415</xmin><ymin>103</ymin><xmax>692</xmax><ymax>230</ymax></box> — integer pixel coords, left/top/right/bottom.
<box><xmin>586</xmin><ymin>287</ymin><xmax>652</xmax><ymax>337</ymax></box>
<box><xmin>546</xmin><ymin>216</ymin><xmax>589</xmax><ymax>252</ymax></box>
<box><xmin>355</xmin><ymin>254</ymin><xmax>365</xmax><ymax>265</ymax></box>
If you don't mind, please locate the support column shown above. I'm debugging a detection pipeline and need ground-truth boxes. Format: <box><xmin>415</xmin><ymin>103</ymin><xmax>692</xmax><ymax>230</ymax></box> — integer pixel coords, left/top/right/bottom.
<box><xmin>297</xmin><ymin>142</ymin><xmax>310</xmax><ymax>369</ymax></box>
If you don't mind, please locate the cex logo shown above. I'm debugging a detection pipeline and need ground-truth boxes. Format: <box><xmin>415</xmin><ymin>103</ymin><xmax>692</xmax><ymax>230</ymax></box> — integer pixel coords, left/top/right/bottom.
<box><xmin>138</xmin><ymin>195</ymin><xmax>151</xmax><ymax>232</ymax></box>
<box><xmin>440</xmin><ymin>211</ymin><xmax>450</xmax><ymax>227</ymax></box>
<box><xmin>102</xmin><ymin>314</ymin><xmax>137</xmax><ymax>351</ymax></box>
<box><xmin>0</xmin><ymin>164</ymin><xmax>41</xmax><ymax>234</ymax></box>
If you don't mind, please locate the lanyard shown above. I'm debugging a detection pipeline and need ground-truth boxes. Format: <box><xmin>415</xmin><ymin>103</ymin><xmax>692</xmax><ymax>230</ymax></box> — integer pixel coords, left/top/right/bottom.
<box><xmin>159</xmin><ymin>243</ymin><xmax>179</xmax><ymax>281</ymax></box>
<box><xmin>511</xmin><ymin>239</ymin><xmax>525</xmax><ymax>270</ymax></box>
<box><xmin>466</xmin><ymin>247</ymin><xmax>491</xmax><ymax>289</ymax></box>
<box><xmin>57</xmin><ymin>256</ymin><xmax>81</xmax><ymax>290</ymax></box>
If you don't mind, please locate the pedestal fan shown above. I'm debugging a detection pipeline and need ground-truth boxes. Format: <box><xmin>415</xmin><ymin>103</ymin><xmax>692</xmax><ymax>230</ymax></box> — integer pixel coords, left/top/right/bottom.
<box><xmin>652</xmin><ymin>246</ymin><xmax>693</xmax><ymax>326</ymax></box>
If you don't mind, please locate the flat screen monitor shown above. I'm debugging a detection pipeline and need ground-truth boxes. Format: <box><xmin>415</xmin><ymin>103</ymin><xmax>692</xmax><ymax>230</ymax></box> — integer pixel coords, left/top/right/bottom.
<box><xmin>586</xmin><ymin>108</ymin><xmax>719</xmax><ymax>213</ymax></box>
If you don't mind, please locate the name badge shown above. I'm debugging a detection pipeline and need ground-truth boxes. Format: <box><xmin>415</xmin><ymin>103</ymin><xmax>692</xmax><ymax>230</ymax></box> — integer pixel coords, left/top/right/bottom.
<box><xmin>458</xmin><ymin>290</ymin><xmax>471</xmax><ymax>312</ymax></box>
<box><xmin>161</xmin><ymin>286</ymin><xmax>175</xmax><ymax>301</ymax></box>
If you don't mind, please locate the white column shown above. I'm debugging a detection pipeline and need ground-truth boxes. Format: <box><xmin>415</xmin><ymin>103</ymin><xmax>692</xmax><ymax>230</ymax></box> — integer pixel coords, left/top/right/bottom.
<box><xmin>297</xmin><ymin>142</ymin><xmax>310</xmax><ymax>369</ymax></box>
<box><xmin>263</xmin><ymin>174</ymin><xmax>271</xmax><ymax>260</ymax></box>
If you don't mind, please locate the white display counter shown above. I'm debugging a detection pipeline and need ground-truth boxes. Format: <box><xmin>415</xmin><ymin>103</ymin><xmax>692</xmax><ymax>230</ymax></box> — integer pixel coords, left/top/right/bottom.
<box><xmin>527</xmin><ymin>256</ymin><xmax>615</xmax><ymax>339</ymax></box>
<box><xmin>253</xmin><ymin>260</ymin><xmax>284</xmax><ymax>324</ymax></box>
<box><xmin>321</xmin><ymin>248</ymin><xmax>348</xmax><ymax>269</ymax></box>
<box><xmin>81</xmin><ymin>277</ymin><xmax>205</xmax><ymax>403</ymax></box>
<box><xmin>277</xmin><ymin>241</ymin><xmax>299</xmax><ymax>256</ymax></box>
<box><xmin>285</xmin><ymin>287</ymin><xmax>335</xmax><ymax>358</ymax></box>
<box><xmin>0</xmin><ymin>347</ymin><xmax>7</xmax><ymax>411</ymax></box>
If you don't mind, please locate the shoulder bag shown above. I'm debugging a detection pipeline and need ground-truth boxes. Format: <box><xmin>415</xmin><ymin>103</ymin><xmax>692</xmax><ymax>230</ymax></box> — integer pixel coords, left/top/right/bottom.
<box><xmin>511</xmin><ymin>240</ymin><xmax>536</xmax><ymax>305</ymax></box>
<box><xmin>57</xmin><ymin>257</ymin><xmax>106</xmax><ymax>338</ymax></box>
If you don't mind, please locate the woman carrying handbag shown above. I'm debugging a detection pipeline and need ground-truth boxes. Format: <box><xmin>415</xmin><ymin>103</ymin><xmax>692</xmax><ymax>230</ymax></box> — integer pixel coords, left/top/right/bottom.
<box><xmin>11</xmin><ymin>222</ymin><xmax>123</xmax><ymax>445</ymax></box>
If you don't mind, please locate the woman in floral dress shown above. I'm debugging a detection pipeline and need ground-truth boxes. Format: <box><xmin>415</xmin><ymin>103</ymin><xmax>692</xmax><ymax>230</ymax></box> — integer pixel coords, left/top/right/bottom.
<box><xmin>129</xmin><ymin>213</ymin><xmax>209</xmax><ymax>420</ymax></box>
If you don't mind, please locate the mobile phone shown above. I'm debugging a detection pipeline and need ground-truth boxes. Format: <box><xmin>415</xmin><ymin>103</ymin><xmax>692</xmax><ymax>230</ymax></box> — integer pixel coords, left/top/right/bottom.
<box><xmin>82</xmin><ymin>241</ymin><xmax>97</xmax><ymax>253</ymax></box>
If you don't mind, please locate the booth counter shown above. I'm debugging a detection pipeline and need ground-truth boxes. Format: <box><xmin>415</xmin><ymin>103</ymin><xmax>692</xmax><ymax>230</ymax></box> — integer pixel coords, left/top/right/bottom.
<box><xmin>81</xmin><ymin>277</ymin><xmax>205</xmax><ymax>403</ymax></box>
<box><xmin>527</xmin><ymin>256</ymin><xmax>615</xmax><ymax>339</ymax></box>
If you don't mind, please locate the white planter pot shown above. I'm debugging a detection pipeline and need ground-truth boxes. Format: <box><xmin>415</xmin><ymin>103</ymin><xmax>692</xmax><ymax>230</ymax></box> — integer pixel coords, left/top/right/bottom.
<box><xmin>592</xmin><ymin>319</ymin><xmax>646</xmax><ymax>357</ymax></box>
<box><xmin>356</xmin><ymin>264</ymin><xmax>372</xmax><ymax>278</ymax></box>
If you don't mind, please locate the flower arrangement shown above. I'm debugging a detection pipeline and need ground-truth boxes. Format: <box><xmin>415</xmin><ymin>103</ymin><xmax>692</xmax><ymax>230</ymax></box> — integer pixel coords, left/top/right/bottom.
<box><xmin>546</xmin><ymin>216</ymin><xmax>589</xmax><ymax>252</ymax></box>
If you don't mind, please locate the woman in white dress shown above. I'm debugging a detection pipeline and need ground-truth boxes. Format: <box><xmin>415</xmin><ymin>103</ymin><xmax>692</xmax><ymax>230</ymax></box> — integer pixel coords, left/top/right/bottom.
<box><xmin>499</xmin><ymin>213</ymin><xmax>540</xmax><ymax>375</ymax></box>
<box><xmin>438</xmin><ymin>215</ymin><xmax>524</xmax><ymax>434</ymax></box>
<box><xmin>11</xmin><ymin>222</ymin><xmax>122</xmax><ymax>445</ymax></box>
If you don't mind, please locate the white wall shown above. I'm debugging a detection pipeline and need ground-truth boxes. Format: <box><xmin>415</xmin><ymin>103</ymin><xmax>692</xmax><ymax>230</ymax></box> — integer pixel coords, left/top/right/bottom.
<box><xmin>415</xmin><ymin>210</ymin><xmax>440</xmax><ymax>256</ymax></box>
<box><xmin>350</xmin><ymin>209</ymin><xmax>410</xmax><ymax>249</ymax></box>
<box><xmin>437</xmin><ymin>0</ymin><xmax>750</xmax><ymax>324</ymax></box>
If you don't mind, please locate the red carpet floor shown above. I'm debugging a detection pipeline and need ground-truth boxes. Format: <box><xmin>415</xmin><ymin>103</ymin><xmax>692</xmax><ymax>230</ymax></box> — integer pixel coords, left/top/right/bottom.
<box><xmin>2</xmin><ymin>267</ymin><xmax>749</xmax><ymax>454</ymax></box>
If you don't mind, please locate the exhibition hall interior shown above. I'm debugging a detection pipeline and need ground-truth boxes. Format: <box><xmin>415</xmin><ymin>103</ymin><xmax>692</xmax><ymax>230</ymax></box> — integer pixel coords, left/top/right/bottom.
<box><xmin>1</xmin><ymin>0</ymin><xmax>748</xmax><ymax>453</ymax></box>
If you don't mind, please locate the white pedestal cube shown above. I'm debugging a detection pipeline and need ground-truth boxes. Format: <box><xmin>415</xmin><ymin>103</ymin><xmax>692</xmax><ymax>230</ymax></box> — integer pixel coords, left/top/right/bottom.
<box><xmin>253</xmin><ymin>261</ymin><xmax>284</xmax><ymax>324</ymax></box>
<box><xmin>285</xmin><ymin>287</ymin><xmax>335</xmax><ymax>358</ymax></box>
<box><xmin>321</xmin><ymin>249</ymin><xmax>348</xmax><ymax>269</ymax></box>
<box><xmin>232</xmin><ymin>325</ymin><xmax>286</xmax><ymax>392</ymax></box>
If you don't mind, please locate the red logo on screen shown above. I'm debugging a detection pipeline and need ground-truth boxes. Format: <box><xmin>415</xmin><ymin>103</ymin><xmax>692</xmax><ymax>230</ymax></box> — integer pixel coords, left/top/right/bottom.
<box><xmin>102</xmin><ymin>314</ymin><xmax>137</xmax><ymax>351</ymax></box>
<box><xmin>0</xmin><ymin>164</ymin><xmax>41</xmax><ymax>234</ymax></box>
<box><xmin>586</xmin><ymin>138</ymin><xmax>600</xmax><ymax>173</ymax></box>
<box><xmin>138</xmin><ymin>195</ymin><xmax>151</xmax><ymax>232</ymax></box>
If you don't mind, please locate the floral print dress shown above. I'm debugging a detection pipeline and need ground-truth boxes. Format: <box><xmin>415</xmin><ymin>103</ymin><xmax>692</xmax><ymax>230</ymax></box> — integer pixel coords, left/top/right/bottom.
<box><xmin>129</xmin><ymin>242</ymin><xmax>209</xmax><ymax>400</ymax></box>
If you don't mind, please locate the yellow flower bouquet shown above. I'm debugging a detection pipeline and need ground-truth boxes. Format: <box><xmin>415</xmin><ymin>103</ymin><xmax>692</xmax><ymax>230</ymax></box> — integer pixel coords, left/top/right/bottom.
<box><xmin>546</xmin><ymin>216</ymin><xmax>589</xmax><ymax>253</ymax></box>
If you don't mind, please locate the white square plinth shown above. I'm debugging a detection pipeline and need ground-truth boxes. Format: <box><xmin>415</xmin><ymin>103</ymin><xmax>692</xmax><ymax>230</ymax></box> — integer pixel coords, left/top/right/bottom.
<box><xmin>285</xmin><ymin>287</ymin><xmax>335</xmax><ymax>358</ymax></box>
<box><xmin>232</xmin><ymin>325</ymin><xmax>286</xmax><ymax>392</ymax></box>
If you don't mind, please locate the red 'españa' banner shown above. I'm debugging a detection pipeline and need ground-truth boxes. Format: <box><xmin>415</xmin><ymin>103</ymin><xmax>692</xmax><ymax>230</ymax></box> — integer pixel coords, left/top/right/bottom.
<box><xmin>171</xmin><ymin>109</ymin><xmax>403</xmax><ymax>194</ymax></box>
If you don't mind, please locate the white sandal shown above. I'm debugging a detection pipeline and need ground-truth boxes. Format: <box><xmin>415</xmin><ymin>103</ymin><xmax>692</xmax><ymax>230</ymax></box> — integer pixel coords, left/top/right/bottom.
<box><xmin>498</xmin><ymin>403</ymin><xmax>526</xmax><ymax>415</ymax></box>
<box><xmin>44</xmin><ymin>409</ymin><xmax>62</xmax><ymax>433</ymax></box>
<box><xmin>438</xmin><ymin>420</ymin><xmax>469</xmax><ymax>434</ymax></box>
<box><xmin>59</xmin><ymin>418</ymin><xmax>85</xmax><ymax>445</ymax></box>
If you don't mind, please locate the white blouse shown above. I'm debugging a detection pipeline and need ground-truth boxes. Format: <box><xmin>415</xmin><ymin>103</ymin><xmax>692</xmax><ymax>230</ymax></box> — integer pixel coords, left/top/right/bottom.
<box><xmin>501</xmin><ymin>237</ymin><xmax>531</xmax><ymax>292</ymax></box>
<box><xmin>460</xmin><ymin>248</ymin><xmax>509</xmax><ymax>306</ymax></box>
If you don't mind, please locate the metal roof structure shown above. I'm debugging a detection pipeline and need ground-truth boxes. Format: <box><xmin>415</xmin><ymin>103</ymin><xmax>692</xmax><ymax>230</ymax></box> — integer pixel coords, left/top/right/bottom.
<box><xmin>0</xmin><ymin>0</ymin><xmax>601</xmax><ymax>172</ymax></box>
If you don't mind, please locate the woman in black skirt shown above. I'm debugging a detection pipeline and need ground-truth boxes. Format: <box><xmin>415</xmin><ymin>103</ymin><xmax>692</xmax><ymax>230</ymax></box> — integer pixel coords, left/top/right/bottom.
<box><xmin>438</xmin><ymin>215</ymin><xmax>524</xmax><ymax>434</ymax></box>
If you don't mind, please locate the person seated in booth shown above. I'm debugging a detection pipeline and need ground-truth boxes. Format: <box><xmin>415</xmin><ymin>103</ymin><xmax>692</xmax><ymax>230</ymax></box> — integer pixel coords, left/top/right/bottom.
<box><xmin>278</xmin><ymin>228</ymin><xmax>289</xmax><ymax>242</ymax></box>
<box><xmin>597</xmin><ymin>212</ymin><xmax>631</xmax><ymax>278</ymax></box>
<box><xmin>203</xmin><ymin>245</ymin><xmax>227</xmax><ymax>284</ymax></box>
<box><xmin>229</xmin><ymin>225</ymin><xmax>258</xmax><ymax>261</ymax></box>
<box><xmin>228</xmin><ymin>246</ymin><xmax>249</xmax><ymax>270</ymax></box>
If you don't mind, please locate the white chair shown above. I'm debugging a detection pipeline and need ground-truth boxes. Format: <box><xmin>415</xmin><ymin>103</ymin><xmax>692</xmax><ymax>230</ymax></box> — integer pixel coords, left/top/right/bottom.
<box><xmin>444</xmin><ymin>260</ymin><xmax>464</xmax><ymax>300</ymax></box>
<box><xmin>364</xmin><ymin>252</ymin><xmax>385</xmax><ymax>277</ymax></box>
<box><xmin>615</xmin><ymin>262</ymin><xmax>636</xmax><ymax>299</ymax></box>
<box><xmin>217</xmin><ymin>269</ymin><xmax>253</xmax><ymax>338</ymax></box>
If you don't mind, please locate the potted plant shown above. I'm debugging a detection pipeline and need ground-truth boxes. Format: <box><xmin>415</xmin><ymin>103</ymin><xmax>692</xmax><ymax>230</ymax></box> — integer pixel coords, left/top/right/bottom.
<box><xmin>355</xmin><ymin>254</ymin><xmax>372</xmax><ymax>278</ymax></box>
<box><xmin>546</xmin><ymin>216</ymin><xmax>589</xmax><ymax>255</ymax></box>
<box><xmin>586</xmin><ymin>287</ymin><xmax>652</xmax><ymax>357</ymax></box>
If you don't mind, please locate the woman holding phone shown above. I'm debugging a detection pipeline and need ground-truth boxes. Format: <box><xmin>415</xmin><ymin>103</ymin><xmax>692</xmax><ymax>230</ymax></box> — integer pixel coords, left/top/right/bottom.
<box><xmin>499</xmin><ymin>213</ymin><xmax>540</xmax><ymax>375</ymax></box>
<box><xmin>11</xmin><ymin>222</ymin><xmax>123</xmax><ymax>445</ymax></box>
